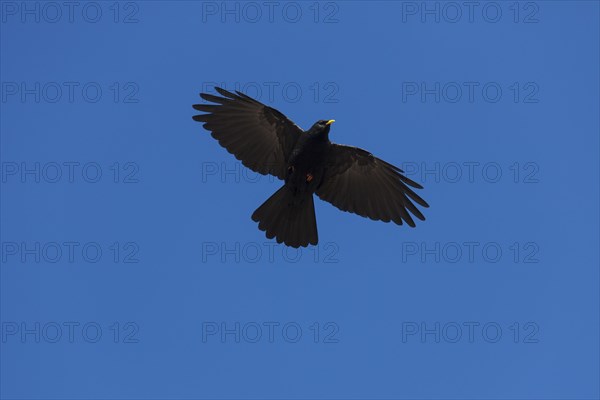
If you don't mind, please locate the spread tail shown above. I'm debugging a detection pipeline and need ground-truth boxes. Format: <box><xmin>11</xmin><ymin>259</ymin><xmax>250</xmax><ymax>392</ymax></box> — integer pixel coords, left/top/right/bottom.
<box><xmin>251</xmin><ymin>186</ymin><xmax>318</xmax><ymax>248</ymax></box>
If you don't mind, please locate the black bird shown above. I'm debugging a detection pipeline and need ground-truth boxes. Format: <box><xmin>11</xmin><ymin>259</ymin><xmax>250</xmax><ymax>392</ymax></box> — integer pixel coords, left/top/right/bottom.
<box><xmin>193</xmin><ymin>87</ymin><xmax>429</xmax><ymax>248</ymax></box>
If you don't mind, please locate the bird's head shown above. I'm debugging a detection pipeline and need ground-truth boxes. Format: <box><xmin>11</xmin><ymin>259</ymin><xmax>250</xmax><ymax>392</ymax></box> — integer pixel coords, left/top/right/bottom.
<box><xmin>309</xmin><ymin>119</ymin><xmax>335</xmax><ymax>138</ymax></box>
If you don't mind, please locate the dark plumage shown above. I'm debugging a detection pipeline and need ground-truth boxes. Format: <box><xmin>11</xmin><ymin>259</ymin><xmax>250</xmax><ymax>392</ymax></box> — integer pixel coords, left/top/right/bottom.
<box><xmin>193</xmin><ymin>87</ymin><xmax>429</xmax><ymax>247</ymax></box>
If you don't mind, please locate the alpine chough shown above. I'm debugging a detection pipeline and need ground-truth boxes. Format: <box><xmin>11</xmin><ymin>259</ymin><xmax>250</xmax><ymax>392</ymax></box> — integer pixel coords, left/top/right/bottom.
<box><xmin>193</xmin><ymin>87</ymin><xmax>429</xmax><ymax>248</ymax></box>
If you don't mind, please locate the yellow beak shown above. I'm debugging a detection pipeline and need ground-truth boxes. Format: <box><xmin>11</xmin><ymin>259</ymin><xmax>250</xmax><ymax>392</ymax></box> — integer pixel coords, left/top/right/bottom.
<box><xmin>325</xmin><ymin>119</ymin><xmax>335</xmax><ymax>126</ymax></box>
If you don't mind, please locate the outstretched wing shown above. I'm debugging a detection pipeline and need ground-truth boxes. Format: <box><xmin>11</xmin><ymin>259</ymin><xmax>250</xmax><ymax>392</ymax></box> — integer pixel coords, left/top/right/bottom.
<box><xmin>193</xmin><ymin>87</ymin><xmax>303</xmax><ymax>179</ymax></box>
<box><xmin>316</xmin><ymin>144</ymin><xmax>429</xmax><ymax>226</ymax></box>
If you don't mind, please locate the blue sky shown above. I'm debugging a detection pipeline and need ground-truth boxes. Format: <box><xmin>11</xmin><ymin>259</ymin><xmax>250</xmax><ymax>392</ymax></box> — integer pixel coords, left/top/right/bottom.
<box><xmin>1</xmin><ymin>1</ymin><xmax>599</xmax><ymax>398</ymax></box>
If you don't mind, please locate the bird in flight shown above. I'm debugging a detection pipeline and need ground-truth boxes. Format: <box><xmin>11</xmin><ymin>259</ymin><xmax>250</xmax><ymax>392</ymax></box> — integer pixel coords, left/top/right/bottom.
<box><xmin>193</xmin><ymin>87</ymin><xmax>429</xmax><ymax>248</ymax></box>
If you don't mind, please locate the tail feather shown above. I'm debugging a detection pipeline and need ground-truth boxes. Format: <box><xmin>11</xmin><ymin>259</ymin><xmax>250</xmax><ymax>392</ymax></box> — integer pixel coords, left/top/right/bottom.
<box><xmin>251</xmin><ymin>186</ymin><xmax>318</xmax><ymax>248</ymax></box>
